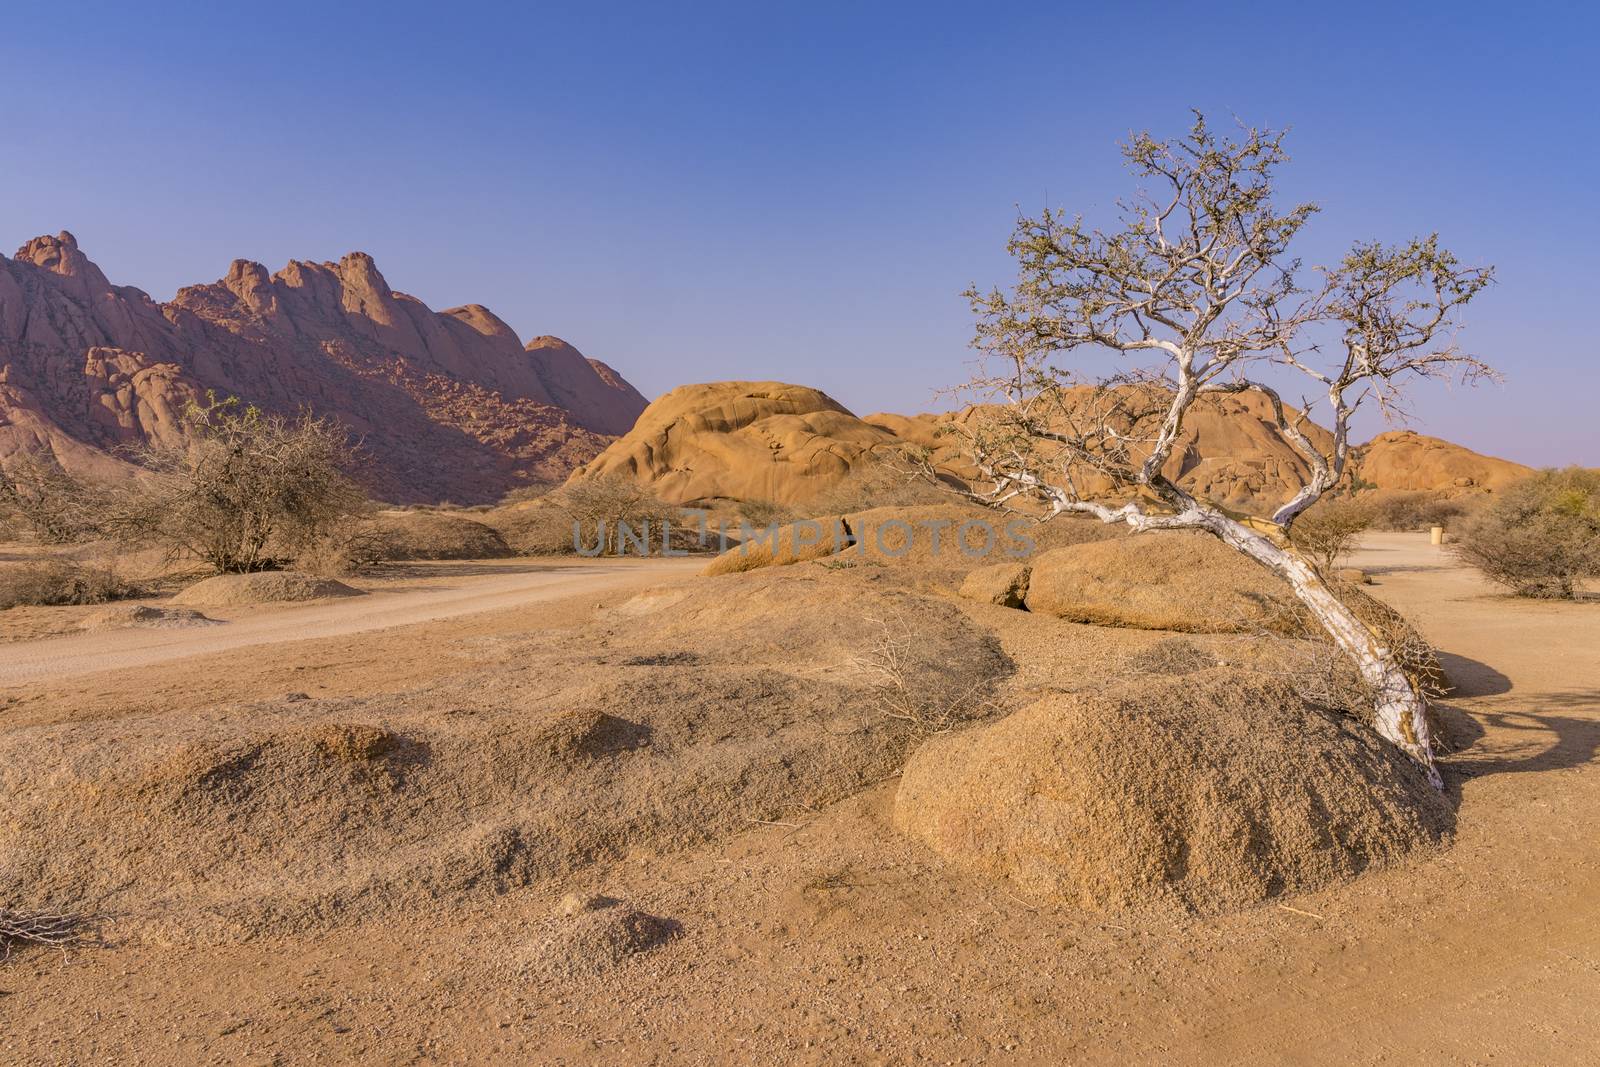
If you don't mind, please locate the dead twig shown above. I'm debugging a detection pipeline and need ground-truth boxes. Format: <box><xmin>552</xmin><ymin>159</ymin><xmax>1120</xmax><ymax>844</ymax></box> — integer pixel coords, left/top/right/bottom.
<box><xmin>0</xmin><ymin>907</ymin><xmax>92</xmax><ymax>961</ymax></box>
<box><xmin>854</xmin><ymin>617</ymin><xmax>992</xmax><ymax>733</ymax></box>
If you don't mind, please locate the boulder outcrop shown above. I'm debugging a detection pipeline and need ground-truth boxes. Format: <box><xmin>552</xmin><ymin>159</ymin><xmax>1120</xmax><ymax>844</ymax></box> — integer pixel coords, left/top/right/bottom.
<box><xmin>572</xmin><ymin>379</ymin><xmax>1531</xmax><ymax>516</ymax></box>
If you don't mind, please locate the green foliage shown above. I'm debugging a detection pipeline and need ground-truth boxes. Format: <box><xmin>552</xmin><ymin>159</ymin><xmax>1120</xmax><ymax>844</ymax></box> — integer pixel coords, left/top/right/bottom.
<box><xmin>1454</xmin><ymin>468</ymin><xmax>1600</xmax><ymax>599</ymax></box>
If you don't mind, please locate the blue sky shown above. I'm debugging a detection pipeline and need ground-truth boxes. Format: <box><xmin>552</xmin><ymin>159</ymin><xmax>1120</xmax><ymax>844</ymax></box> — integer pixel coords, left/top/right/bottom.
<box><xmin>3</xmin><ymin>1</ymin><xmax>1595</xmax><ymax>464</ymax></box>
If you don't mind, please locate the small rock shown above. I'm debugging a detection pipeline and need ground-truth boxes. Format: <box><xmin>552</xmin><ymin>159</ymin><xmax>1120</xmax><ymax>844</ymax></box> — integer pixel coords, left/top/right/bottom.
<box><xmin>531</xmin><ymin>898</ymin><xmax>680</xmax><ymax>978</ymax></box>
<box><xmin>558</xmin><ymin>892</ymin><xmax>608</xmax><ymax>917</ymax></box>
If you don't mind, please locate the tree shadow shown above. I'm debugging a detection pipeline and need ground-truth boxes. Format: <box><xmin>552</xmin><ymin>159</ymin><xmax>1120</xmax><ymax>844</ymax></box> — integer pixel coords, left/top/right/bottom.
<box><xmin>362</xmin><ymin>560</ymin><xmax>580</xmax><ymax>581</ymax></box>
<box><xmin>1360</xmin><ymin>562</ymin><xmax>1452</xmax><ymax>576</ymax></box>
<box><xmin>1423</xmin><ymin>650</ymin><xmax>1600</xmax><ymax>781</ymax></box>
<box><xmin>1440</xmin><ymin>689</ymin><xmax>1600</xmax><ymax>780</ymax></box>
<box><xmin>1437</xmin><ymin>651</ymin><xmax>1512</xmax><ymax>697</ymax></box>
<box><xmin>1446</xmin><ymin>703</ymin><xmax>1600</xmax><ymax>780</ymax></box>
<box><xmin>1431</xmin><ymin>703</ymin><xmax>1487</xmax><ymax>757</ymax></box>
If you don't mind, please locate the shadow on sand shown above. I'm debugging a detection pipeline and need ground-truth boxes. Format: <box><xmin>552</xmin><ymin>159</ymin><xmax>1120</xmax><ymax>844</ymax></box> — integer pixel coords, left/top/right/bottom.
<box><xmin>1437</xmin><ymin>651</ymin><xmax>1512</xmax><ymax>697</ymax></box>
<box><xmin>1430</xmin><ymin>647</ymin><xmax>1600</xmax><ymax>781</ymax></box>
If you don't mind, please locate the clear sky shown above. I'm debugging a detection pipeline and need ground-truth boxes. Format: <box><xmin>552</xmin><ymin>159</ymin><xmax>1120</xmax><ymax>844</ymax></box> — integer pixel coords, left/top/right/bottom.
<box><xmin>4</xmin><ymin>1</ymin><xmax>1595</xmax><ymax>465</ymax></box>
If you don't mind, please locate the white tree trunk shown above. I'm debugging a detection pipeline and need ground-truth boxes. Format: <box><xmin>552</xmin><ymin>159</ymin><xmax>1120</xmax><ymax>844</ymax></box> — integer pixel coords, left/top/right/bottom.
<box><xmin>983</xmin><ymin>471</ymin><xmax>1444</xmax><ymax>789</ymax></box>
<box><xmin>1201</xmin><ymin>512</ymin><xmax>1444</xmax><ymax>790</ymax></box>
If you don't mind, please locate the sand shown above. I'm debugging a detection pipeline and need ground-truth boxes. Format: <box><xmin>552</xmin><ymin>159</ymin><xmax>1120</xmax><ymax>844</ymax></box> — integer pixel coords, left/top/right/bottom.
<box><xmin>169</xmin><ymin>571</ymin><xmax>365</xmax><ymax>607</ymax></box>
<box><xmin>0</xmin><ymin>558</ymin><xmax>700</xmax><ymax>686</ymax></box>
<box><xmin>0</xmin><ymin>533</ymin><xmax>1596</xmax><ymax>1063</ymax></box>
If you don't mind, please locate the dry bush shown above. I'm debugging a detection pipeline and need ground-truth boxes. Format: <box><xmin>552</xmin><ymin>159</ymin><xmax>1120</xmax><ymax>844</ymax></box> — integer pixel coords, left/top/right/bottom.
<box><xmin>0</xmin><ymin>454</ymin><xmax>101</xmax><ymax>544</ymax></box>
<box><xmin>1364</xmin><ymin>490</ymin><xmax>1475</xmax><ymax>532</ymax></box>
<box><xmin>736</xmin><ymin>498</ymin><xmax>795</xmax><ymax>529</ymax></box>
<box><xmin>1453</xmin><ymin>468</ymin><xmax>1600</xmax><ymax>599</ymax></box>
<box><xmin>360</xmin><ymin>512</ymin><xmax>512</xmax><ymax>561</ymax></box>
<box><xmin>551</xmin><ymin>476</ymin><xmax>680</xmax><ymax>556</ymax></box>
<box><xmin>1120</xmin><ymin>637</ymin><xmax>1219</xmax><ymax>677</ymax></box>
<box><xmin>498</xmin><ymin>480</ymin><xmax>561</xmax><ymax>507</ymax></box>
<box><xmin>486</xmin><ymin>505</ymin><xmax>578</xmax><ymax>556</ymax></box>
<box><xmin>1290</xmin><ymin>497</ymin><xmax>1373</xmax><ymax>573</ymax></box>
<box><xmin>111</xmin><ymin>398</ymin><xmax>367</xmax><ymax>574</ymax></box>
<box><xmin>0</xmin><ymin>558</ymin><xmax>143</xmax><ymax>610</ymax></box>
<box><xmin>487</xmin><ymin>478</ymin><xmax>685</xmax><ymax>557</ymax></box>
<box><xmin>293</xmin><ymin>516</ymin><xmax>390</xmax><ymax>576</ymax></box>
<box><xmin>804</xmin><ymin>457</ymin><xmax>948</xmax><ymax>518</ymax></box>
<box><xmin>1224</xmin><ymin>580</ymin><xmax>1452</xmax><ymax>740</ymax></box>
<box><xmin>854</xmin><ymin>618</ymin><xmax>994</xmax><ymax>733</ymax></box>
<box><xmin>0</xmin><ymin>906</ymin><xmax>91</xmax><ymax>960</ymax></box>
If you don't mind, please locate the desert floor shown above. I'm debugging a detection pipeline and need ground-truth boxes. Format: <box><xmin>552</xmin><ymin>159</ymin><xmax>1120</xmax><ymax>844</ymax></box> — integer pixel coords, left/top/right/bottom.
<box><xmin>0</xmin><ymin>558</ymin><xmax>704</xmax><ymax>685</ymax></box>
<box><xmin>2</xmin><ymin>533</ymin><xmax>1598</xmax><ymax>1065</ymax></box>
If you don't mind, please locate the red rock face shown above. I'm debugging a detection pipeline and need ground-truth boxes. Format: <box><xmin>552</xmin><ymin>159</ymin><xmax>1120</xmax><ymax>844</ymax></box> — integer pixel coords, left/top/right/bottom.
<box><xmin>0</xmin><ymin>232</ymin><xmax>648</xmax><ymax>503</ymax></box>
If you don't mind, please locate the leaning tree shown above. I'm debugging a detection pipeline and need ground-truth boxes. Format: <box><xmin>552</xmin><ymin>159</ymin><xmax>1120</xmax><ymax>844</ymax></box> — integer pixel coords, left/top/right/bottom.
<box><xmin>954</xmin><ymin>114</ymin><xmax>1493</xmax><ymax>788</ymax></box>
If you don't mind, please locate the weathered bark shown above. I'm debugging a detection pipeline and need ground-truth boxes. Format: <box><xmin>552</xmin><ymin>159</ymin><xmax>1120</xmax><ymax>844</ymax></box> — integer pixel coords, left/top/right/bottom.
<box><xmin>1045</xmin><ymin>491</ymin><xmax>1443</xmax><ymax>789</ymax></box>
<box><xmin>1202</xmin><ymin>511</ymin><xmax>1443</xmax><ymax>791</ymax></box>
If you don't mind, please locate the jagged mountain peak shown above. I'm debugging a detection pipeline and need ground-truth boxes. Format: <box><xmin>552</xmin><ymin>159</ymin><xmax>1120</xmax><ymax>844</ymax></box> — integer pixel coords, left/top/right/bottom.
<box><xmin>0</xmin><ymin>233</ymin><xmax>649</xmax><ymax>503</ymax></box>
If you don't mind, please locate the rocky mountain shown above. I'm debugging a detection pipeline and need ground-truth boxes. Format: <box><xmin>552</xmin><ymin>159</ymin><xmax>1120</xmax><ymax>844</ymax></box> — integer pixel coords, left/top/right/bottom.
<box><xmin>0</xmin><ymin>232</ymin><xmax>648</xmax><ymax>503</ymax></box>
<box><xmin>572</xmin><ymin>381</ymin><xmax>1532</xmax><ymax>511</ymax></box>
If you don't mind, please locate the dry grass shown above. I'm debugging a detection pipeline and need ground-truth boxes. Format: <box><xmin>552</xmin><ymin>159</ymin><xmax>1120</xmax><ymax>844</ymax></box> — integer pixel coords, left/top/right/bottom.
<box><xmin>0</xmin><ymin>558</ymin><xmax>143</xmax><ymax>610</ymax></box>
<box><xmin>169</xmin><ymin>571</ymin><xmax>362</xmax><ymax>607</ymax></box>
<box><xmin>0</xmin><ymin>566</ymin><xmax>1011</xmax><ymax>943</ymax></box>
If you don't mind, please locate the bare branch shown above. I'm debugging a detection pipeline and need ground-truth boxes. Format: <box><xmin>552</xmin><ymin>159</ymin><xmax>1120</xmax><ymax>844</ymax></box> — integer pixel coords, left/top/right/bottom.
<box><xmin>946</xmin><ymin>112</ymin><xmax>1495</xmax><ymax>786</ymax></box>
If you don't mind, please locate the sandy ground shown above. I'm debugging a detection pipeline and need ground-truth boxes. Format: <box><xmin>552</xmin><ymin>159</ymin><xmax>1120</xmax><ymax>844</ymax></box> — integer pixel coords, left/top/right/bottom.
<box><xmin>2</xmin><ymin>533</ymin><xmax>1599</xmax><ymax>1064</ymax></box>
<box><xmin>0</xmin><ymin>558</ymin><xmax>702</xmax><ymax>686</ymax></box>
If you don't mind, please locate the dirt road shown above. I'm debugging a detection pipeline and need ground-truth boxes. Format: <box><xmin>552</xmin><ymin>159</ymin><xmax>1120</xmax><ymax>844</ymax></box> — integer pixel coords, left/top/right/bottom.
<box><xmin>0</xmin><ymin>558</ymin><xmax>701</xmax><ymax>687</ymax></box>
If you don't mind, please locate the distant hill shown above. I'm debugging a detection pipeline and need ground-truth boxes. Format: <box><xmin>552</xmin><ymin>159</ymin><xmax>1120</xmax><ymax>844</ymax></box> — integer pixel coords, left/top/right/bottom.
<box><xmin>1354</xmin><ymin>431</ymin><xmax>1531</xmax><ymax>493</ymax></box>
<box><xmin>0</xmin><ymin>232</ymin><xmax>647</xmax><ymax>503</ymax></box>
<box><xmin>571</xmin><ymin>381</ymin><xmax>1533</xmax><ymax>511</ymax></box>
